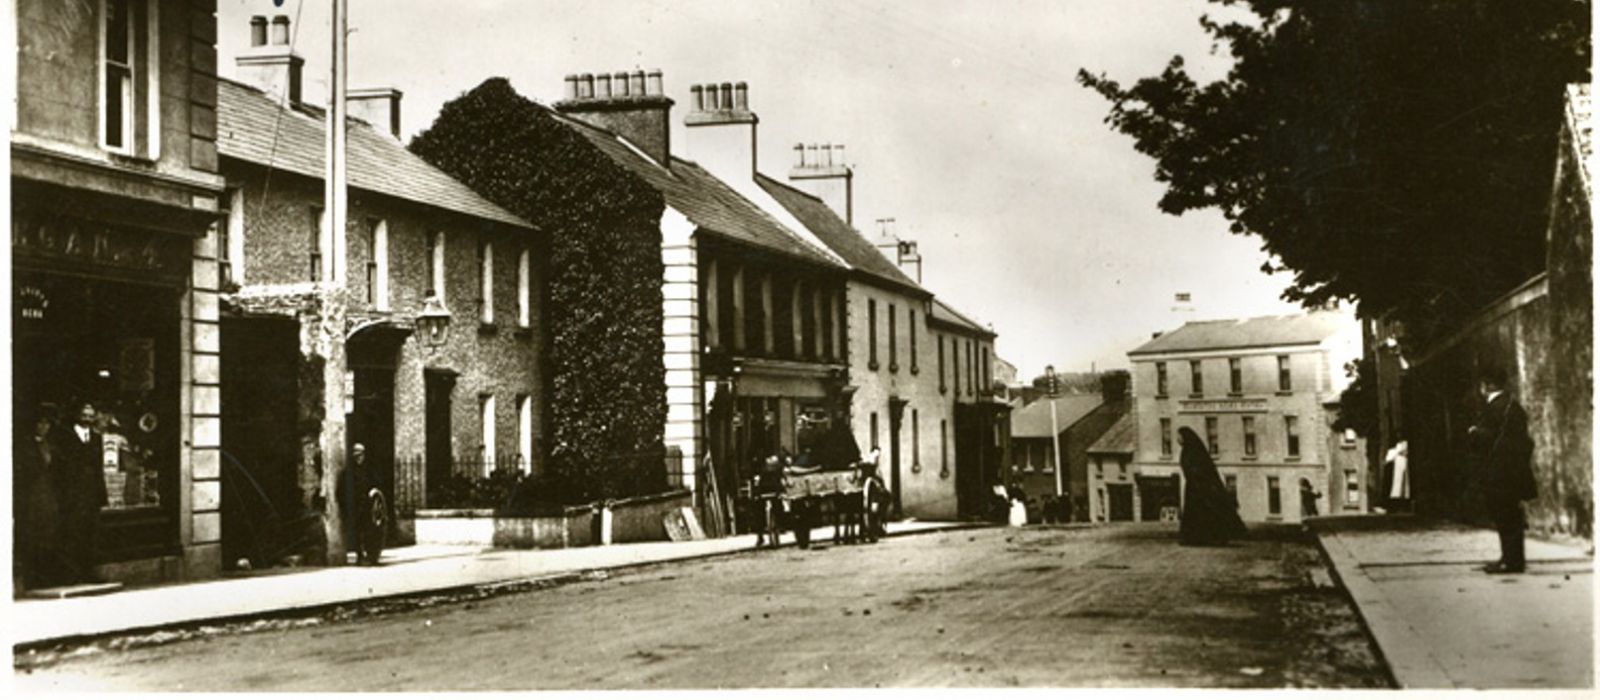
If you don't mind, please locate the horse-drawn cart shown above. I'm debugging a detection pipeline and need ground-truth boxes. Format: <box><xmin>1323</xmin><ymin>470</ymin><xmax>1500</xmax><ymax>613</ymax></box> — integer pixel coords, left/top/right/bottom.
<box><xmin>747</xmin><ymin>463</ymin><xmax>888</xmax><ymax>548</ymax></box>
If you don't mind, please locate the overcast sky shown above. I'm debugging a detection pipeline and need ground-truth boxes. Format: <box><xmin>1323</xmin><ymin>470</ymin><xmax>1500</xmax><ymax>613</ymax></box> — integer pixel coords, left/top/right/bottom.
<box><xmin>221</xmin><ymin>0</ymin><xmax>1303</xmax><ymax>378</ymax></box>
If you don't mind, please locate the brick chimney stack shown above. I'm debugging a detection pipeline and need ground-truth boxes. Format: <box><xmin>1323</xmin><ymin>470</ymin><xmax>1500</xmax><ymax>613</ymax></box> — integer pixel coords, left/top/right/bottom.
<box><xmin>236</xmin><ymin>15</ymin><xmax>303</xmax><ymax>106</ymax></box>
<box><xmin>788</xmin><ymin>142</ymin><xmax>854</xmax><ymax>225</ymax></box>
<box><xmin>682</xmin><ymin>80</ymin><xmax>759</xmax><ymax>184</ymax></box>
<box><xmin>554</xmin><ymin>69</ymin><xmax>674</xmax><ymax>165</ymax></box>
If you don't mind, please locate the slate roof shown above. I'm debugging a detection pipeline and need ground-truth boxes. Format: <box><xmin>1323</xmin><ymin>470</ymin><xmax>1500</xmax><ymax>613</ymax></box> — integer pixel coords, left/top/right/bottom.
<box><xmin>754</xmin><ymin>174</ymin><xmax>925</xmax><ymax>291</ymax></box>
<box><xmin>216</xmin><ymin>79</ymin><xmax>530</xmax><ymax>229</ymax></box>
<box><xmin>1010</xmin><ymin>395</ymin><xmax>1103</xmax><ymax>439</ymax></box>
<box><xmin>552</xmin><ymin>113</ymin><xmax>840</xmax><ymax>268</ymax></box>
<box><xmin>1087</xmin><ymin>412</ymin><xmax>1136</xmax><ymax>455</ymax></box>
<box><xmin>931</xmin><ymin>298</ymin><xmax>993</xmax><ymax>336</ymax></box>
<box><xmin>1128</xmin><ymin>311</ymin><xmax>1346</xmax><ymax>356</ymax></box>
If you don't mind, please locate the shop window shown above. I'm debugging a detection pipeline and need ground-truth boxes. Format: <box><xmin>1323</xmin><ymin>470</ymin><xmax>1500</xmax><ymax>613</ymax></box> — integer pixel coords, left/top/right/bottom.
<box><xmin>1268</xmin><ymin>476</ymin><xmax>1282</xmax><ymax>516</ymax></box>
<box><xmin>1285</xmin><ymin>416</ymin><xmax>1301</xmax><ymax>458</ymax></box>
<box><xmin>517</xmin><ymin>248</ymin><xmax>531</xmax><ymax>328</ymax></box>
<box><xmin>1160</xmin><ymin>418</ymin><xmax>1173</xmax><ymax>457</ymax></box>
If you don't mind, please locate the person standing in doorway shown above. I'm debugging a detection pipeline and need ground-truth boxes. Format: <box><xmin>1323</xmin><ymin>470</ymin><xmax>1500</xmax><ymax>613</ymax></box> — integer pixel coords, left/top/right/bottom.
<box><xmin>15</xmin><ymin>405</ymin><xmax>63</xmax><ymax>589</ymax></box>
<box><xmin>1468</xmin><ymin>366</ymin><xmax>1537</xmax><ymax>574</ymax></box>
<box><xmin>53</xmin><ymin>401</ymin><xmax>109</xmax><ymax>584</ymax></box>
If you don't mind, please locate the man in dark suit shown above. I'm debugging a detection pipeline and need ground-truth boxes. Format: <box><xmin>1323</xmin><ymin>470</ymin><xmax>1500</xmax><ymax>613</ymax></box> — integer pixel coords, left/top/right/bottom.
<box><xmin>53</xmin><ymin>401</ymin><xmax>109</xmax><ymax>584</ymax></box>
<box><xmin>1468</xmin><ymin>367</ymin><xmax>1537</xmax><ymax>574</ymax></box>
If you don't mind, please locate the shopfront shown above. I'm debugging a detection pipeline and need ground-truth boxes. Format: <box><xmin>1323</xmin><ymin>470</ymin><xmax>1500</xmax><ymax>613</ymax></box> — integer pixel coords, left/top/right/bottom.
<box><xmin>12</xmin><ymin>209</ymin><xmax>193</xmax><ymax>575</ymax></box>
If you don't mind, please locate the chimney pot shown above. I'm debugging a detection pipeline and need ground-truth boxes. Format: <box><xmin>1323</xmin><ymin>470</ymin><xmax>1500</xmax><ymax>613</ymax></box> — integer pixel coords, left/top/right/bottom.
<box><xmin>691</xmin><ymin>84</ymin><xmax>705</xmax><ymax>111</ymax></box>
<box><xmin>596</xmin><ymin>73</ymin><xmax>612</xmax><ymax>98</ymax></box>
<box><xmin>578</xmin><ymin>73</ymin><xmax>594</xmax><ymax>99</ymax></box>
<box><xmin>564</xmin><ymin>74</ymin><xmax>579</xmax><ymax>100</ymax></box>
<box><xmin>706</xmin><ymin>84</ymin><xmax>720</xmax><ymax>110</ymax></box>
<box><xmin>734</xmin><ymin>81</ymin><xmax>748</xmax><ymax>111</ymax></box>
<box><xmin>821</xmin><ymin>144</ymin><xmax>833</xmax><ymax>166</ymax></box>
<box><xmin>834</xmin><ymin>144</ymin><xmax>846</xmax><ymax>166</ymax></box>
<box><xmin>613</xmin><ymin>72</ymin><xmax>630</xmax><ymax>97</ymax></box>
<box><xmin>795</xmin><ymin>143</ymin><xmax>806</xmax><ymax>166</ymax></box>
<box><xmin>250</xmin><ymin>16</ymin><xmax>268</xmax><ymax>47</ymax></box>
<box><xmin>720</xmin><ymin>83</ymin><xmax>734</xmax><ymax>111</ymax></box>
<box><xmin>270</xmin><ymin>15</ymin><xmax>290</xmax><ymax>45</ymax></box>
<box><xmin>640</xmin><ymin>70</ymin><xmax>655</xmax><ymax>96</ymax></box>
<box><xmin>806</xmin><ymin>144</ymin><xmax>819</xmax><ymax>165</ymax></box>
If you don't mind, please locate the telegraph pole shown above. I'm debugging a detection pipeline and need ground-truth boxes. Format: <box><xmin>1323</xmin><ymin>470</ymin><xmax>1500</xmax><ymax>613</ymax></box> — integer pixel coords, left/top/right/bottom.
<box><xmin>1046</xmin><ymin>365</ymin><xmax>1063</xmax><ymax>498</ymax></box>
<box><xmin>319</xmin><ymin>0</ymin><xmax>350</xmax><ymax>565</ymax></box>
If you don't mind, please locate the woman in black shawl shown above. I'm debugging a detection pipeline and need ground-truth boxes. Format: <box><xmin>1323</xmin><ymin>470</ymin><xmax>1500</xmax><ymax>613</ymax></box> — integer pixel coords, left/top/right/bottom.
<box><xmin>1177</xmin><ymin>427</ymin><xmax>1247</xmax><ymax>545</ymax></box>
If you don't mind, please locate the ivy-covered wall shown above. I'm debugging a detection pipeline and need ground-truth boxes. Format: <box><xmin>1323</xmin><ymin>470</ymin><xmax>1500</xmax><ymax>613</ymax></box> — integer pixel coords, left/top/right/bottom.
<box><xmin>411</xmin><ymin>78</ymin><xmax>668</xmax><ymax>503</ymax></box>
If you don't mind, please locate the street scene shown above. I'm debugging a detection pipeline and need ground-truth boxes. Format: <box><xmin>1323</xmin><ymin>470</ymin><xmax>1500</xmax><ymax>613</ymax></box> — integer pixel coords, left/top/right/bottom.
<box><xmin>7</xmin><ymin>0</ymin><xmax>1596</xmax><ymax>693</ymax></box>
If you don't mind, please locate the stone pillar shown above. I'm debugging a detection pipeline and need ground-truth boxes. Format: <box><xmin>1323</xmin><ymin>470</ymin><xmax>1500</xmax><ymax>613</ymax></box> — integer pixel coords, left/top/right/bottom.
<box><xmin>184</xmin><ymin>220</ymin><xmax>224</xmax><ymax>579</ymax></box>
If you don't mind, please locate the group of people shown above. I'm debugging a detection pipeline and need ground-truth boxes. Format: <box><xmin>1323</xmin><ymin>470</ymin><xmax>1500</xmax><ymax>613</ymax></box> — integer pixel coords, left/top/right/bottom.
<box><xmin>14</xmin><ymin>401</ymin><xmax>112</xmax><ymax>590</ymax></box>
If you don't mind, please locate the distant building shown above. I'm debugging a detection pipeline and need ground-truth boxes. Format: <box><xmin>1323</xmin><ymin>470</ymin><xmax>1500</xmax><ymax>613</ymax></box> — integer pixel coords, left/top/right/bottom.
<box><xmin>1087</xmin><ymin>413</ymin><xmax>1136</xmax><ymax>521</ymax></box>
<box><xmin>992</xmin><ymin>356</ymin><xmax>1021</xmax><ymax>400</ymax></box>
<box><xmin>1127</xmin><ymin>310</ymin><xmax>1367</xmax><ymax>523</ymax></box>
<box><xmin>1008</xmin><ymin>374</ymin><xmax>1130</xmax><ymax>520</ymax></box>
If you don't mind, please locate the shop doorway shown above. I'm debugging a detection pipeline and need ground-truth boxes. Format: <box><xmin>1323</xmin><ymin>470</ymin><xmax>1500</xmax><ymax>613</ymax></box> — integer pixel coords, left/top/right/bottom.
<box><xmin>1137</xmin><ymin>475</ymin><xmax>1181</xmax><ymax>522</ymax></box>
<box><xmin>1107</xmin><ymin>483</ymin><xmax>1135</xmax><ymax>521</ymax></box>
<box><xmin>219</xmin><ymin>316</ymin><xmax>303</xmax><ymax>568</ymax></box>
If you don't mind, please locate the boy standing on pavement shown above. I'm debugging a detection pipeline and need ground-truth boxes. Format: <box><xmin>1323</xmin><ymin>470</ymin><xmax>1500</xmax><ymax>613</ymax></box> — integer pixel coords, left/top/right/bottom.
<box><xmin>1468</xmin><ymin>366</ymin><xmax>1537</xmax><ymax>574</ymax></box>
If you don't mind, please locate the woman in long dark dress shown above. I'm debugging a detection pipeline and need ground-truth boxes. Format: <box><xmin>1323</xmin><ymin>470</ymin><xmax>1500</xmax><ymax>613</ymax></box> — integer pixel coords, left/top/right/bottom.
<box><xmin>1177</xmin><ymin>427</ymin><xmax>1247</xmax><ymax>545</ymax></box>
<box><xmin>15</xmin><ymin>408</ymin><xmax>64</xmax><ymax>588</ymax></box>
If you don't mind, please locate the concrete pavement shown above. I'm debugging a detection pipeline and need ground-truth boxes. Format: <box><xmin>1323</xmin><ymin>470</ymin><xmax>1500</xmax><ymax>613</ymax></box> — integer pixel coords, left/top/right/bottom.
<box><xmin>1311</xmin><ymin>515</ymin><xmax>1593</xmax><ymax>689</ymax></box>
<box><xmin>10</xmin><ymin>521</ymin><xmax>971</xmax><ymax>649</ymax></box>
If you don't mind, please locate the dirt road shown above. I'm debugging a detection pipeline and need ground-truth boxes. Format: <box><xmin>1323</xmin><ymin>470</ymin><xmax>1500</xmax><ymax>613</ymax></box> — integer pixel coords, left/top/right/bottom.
<box><xmin>15</xmin><ymin>523</ymin><xmax>1389</xmax><ymax>690</ymax></box>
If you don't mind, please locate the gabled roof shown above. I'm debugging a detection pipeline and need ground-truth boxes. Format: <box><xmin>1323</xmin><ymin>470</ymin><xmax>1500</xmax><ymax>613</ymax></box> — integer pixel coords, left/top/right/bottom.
<box><xmin>1087</xmin><ymin>412</ymin><xmax>1135</xmax><ymax>455</ymax></box>
<box><xmin>216</xmin><ymin>79</ymin><xmax>531</xmax><ymax>229</ymax></box>
<box><xmin>1129</xmin><ymin>311</ymin><xmax>1347</xmax><ymax>356</ymax></box>
<box><xmin>1010</xmin><ymin>395</ymin><xmax>1103</xmax><ymax>439</ymax></box>
<box><xmin>552</xmin><ymin>113</ymin><xmax>841</xmax><ymax>268</ymax></box>
<box><xmin>754</xmin><ymin>174</ymin><xmax>925</xmax><ymax>293</ymax></box>
<box><xmin>931</xmin><ymin>298</ymin><xmax>993</xmax><ymax>337</ymax></box>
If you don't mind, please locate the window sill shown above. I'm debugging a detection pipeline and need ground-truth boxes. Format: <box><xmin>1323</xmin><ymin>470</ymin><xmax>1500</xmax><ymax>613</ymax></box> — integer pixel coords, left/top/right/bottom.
<box><xmin>868</xmin><ymin>361</ymin><xmax>880</xmax><ymax>371</ymax></box>
<box><xmin>889</xmin><ymin>364</ymin><xmax>899</xmax><ymax>374</ymax></box>
<box><xmin>478</xmin><ymin>322</ymin><xmax>499</xmax><ymax>336</ymax></box>
<box><xmin>1155</xmin><ymin>393</ymin><xmax>1169</xmax><ymax>400</ymax></box>
<box><xmin>513</xmin><ymin>327</ymin><xmax>533</xmax><ymax>341</ymax></box>
<box><xmin>910</xmin><ymin>367</ymin><xmax>919</xmax><ymax>375</ymax></box>
<box><xmin>1276</xmin><ymin>390</ymin><xmax>1294</xmax><ymax>396</ymax></box>
<box><xmin>1242</xmin><ymin>455</ymin><xmax>1258</xmax><ymax>461</ymax></box>
<box><xmin>1285</xmin><ymin>456</ymin><xmax>1302</xmax><ymax>462</ymax></box>
<box><xmin>1189</xmin><ymin>393</ymin><xmax>1204</xmax><ymax>399</ymax></box>
<box><xmin>939</xmin><ymin>386</ymin><xmax>947</xmax><ymax>395</ymax></box>
<box><xmin>1228</xmin><ymin>392</ymin><xmax>1243</xmax><ymax>398</ymax></box>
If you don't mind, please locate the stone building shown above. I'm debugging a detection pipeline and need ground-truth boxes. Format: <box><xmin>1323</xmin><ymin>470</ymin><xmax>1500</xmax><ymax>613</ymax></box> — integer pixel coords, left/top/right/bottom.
<box><xmin>930</xmin><ymin>299</ymin><xmax>1011</xmax><ymax>518</ymax></box>
<box><xmin>12</xmin><ymin>0</ymin><xmax>226</xmax><ymax>584</ymax></box>
<box><xmin>1127</xmin><ymin>310</ymin><xmax>1367</xmax><ymax>523</ymax></box>
<box><xmin>551</xmin><ymin>73</ymin><xmax>850</xmax><ymax>519</ymax></box>
<box><xmin>1087</xmin><ymin>413</ymin><xmax>1137</xmax><ymax>521</ymax></box>
<box><xmin>213</xmin><ymin>15</ymin><xmax>544</xmax><ymax>567</ymax></box>
<box><xmin>1009</xmin><ymin>375</ymin><xmax>1129</xmax><ymax>520</ymax></box>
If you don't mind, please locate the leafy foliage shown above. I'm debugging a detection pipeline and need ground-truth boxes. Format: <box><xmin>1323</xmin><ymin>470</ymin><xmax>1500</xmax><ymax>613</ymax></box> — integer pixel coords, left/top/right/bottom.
<box><xmin>1333</xmin><ymin>358</ymin><xmax>1378</xmax><ymax>439</ymax></box>
<box><xmin>1078</xmin><ymin>1</ymin><xmax>1590</xmax><ymax>341</ymax></box>
<box><xmin>410</xmin><ymin>78</ymin><xmax>668</xmax><ymax>503</ymax></box>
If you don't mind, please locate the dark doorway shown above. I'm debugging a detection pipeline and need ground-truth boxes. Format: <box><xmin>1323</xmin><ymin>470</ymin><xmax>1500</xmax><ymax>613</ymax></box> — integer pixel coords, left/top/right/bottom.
<box><xmin>1137</xmin><ymin>474</ymin><xmax>1181</xmax><ymax>522</ymax></box>
<box><xmin>424</xmin><ymin>369</ymin><xmax>457</xmax><ymax>504</ymax></box>
<box><xmin>347</xmin><ymin>325</ymin><xmax>406</xmax><ymax>535</ymax></box>
<box><xmin>220</xmin><ymin>316</ymin><xmax>302</xmax><ymax>568</ymax></box>
<box><xmin>1107</xmin><ymin>483</ymin><xmax>1135</xmax><ymax>521</ymax></box>
<box><xmin>888</xmin><ymin>398</ymin><xmax>906</xmax><ymax>518</ymax></box>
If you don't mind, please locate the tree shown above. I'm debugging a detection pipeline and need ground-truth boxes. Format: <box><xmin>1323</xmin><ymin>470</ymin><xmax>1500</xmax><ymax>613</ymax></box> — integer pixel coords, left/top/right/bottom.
<box><xmin>410</xmin><ymin>79</ymin><xmax>668</xmax><ymax>503</ymax></box>
<box><xmin>1078</xmin><ymin>1</ymin><xmax>1589</xmax><ymax>342</ymax></box>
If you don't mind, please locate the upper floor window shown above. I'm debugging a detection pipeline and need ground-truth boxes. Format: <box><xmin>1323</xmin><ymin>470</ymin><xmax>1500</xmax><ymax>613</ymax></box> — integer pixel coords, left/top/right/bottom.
<box><xmin>517</xmin><ymin>394</ymin><xmax>534</xmax><ymax>473</ymax></box>
<box><xmin>517</xmin><ymin>248</ymin><xmax>531</xmax><ymax>328</ymax></box>
<box><xmin>887</xmin><ymin>303</ymin><xmax>898</xmax><ymax>372</ymax></box>
<box><xmin>426</xmin><ymin>231</ymin><xmax>445</xmax><ymax>300</ymax></box>
<box><xmin>1159</xmin><ymin>418</ymin><xmax>1173</xmax><ymax>457</ymax></box>
<box><xmin>309</xmin><ymin>206</ymin><xmax>325</xmax><ymax>281</ymax></box>
<box><xmin>1242</xmin><ymin>416</ymin><xmax>1257</xmax><ymax>457</ymax></box>
<box><xmin>967</xmin><ymin>339</ymin><xmax>977</xmax><ymax>396</ymax></box>
<box><xmin>1205</xmin><ymin>416</ymin><xmax>1219</xmax><ymax>456</ymax></box>
<box><xmin>1189</xmin><ymin>360</ymin><xmax>1203</xmax><ymax>396</ymax></box>
<box><xmin>101</xmin><ymin>0</ymin><xmax>156</xmax><ymax>156</ymax></box>
<box><xmin>1285</xmin><ymin>415</ymin><xmax>1301</xmax><ymax>458</ymax></box>
<box><xmin>981</xmin><ymin>346</ymin><xmax>990</xmax><ymax>393</ymax></box>
<box><xmin>1278</xmin><ymin>355</ymin><xmax>1292</xmax><ymax>392</ymax></box>
<box><xmin>937</xmin><ymin>334</ymin><xmax>947</xmax><ymax>393</ymax></box>
<box><xmin>867</xmin><ymin>299</ymin><xmax>879</xmax><ymax>370</ymax></box>
<box><xmin>366</xmin><ymin>218</ymin><xmax>389</xmax><ymax>310</ymax></box>
<box><xmin>950</xmin><ymin>339</ymin><xmax>960</xmax><ymax>395</ymax></box>
<box><xmin>1229</xmin><ymin>357</ymin><xmax>1242</xmax><ymax>394</ymax></box>
<box><xmin>1156</xmin><ymin>362</ymin><xmax>1168</xmax><ymax>396</ymax></box>
<box><xmin>1268</xmin><ymin>476</ymin><xmax>1282</xmax><ymax>516</ymax></box>
<box><xmin>478</xmin><ymin>240</ymin><xmax>494</xmax><ymax>324</ymax></box>
<box><xmin>479</xmin><ymin>393</ymin><xmax>496</xmax><ymax>473</ymax></box>
<box><xmin>908</xmin><ymin>308</ymin><xmax>919</xmax><ymax>373</ymax></box>
<box><xmin>218</xmin><ymin>187</ymin><xmax>243</xmax><ymax>287</ymax></box>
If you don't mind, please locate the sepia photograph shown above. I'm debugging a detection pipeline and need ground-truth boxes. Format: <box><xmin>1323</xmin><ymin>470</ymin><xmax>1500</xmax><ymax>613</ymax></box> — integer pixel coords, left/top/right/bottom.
<box><xmin>5</xmin><ymin>0</ymin><xmax>1595</xmax><ymax>693</ymax></box>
